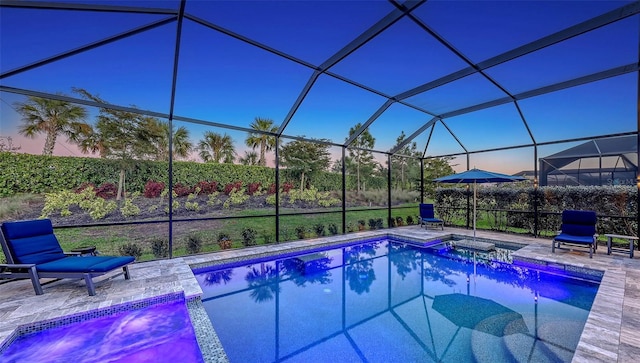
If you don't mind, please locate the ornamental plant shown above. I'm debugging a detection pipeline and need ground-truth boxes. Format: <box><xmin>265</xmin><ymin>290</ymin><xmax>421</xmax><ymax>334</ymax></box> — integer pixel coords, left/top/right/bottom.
<box><xmin>295</xmin><ymin>226</ymin><xmax>307</xmax><ymax>239</ymax></box>
<box><xmin>186</xmin><ymin>233</ymin><xmax>203</xmax><ymax>254</ymax></box>
<box><xmin>241</xmin><ymin>228</ymin><xmax>257</xmax><ymax>247</ymax></box>
<box><xmin>119</xmin><ymin>242</ymin><xmax>143</xmax><ymax>260</ymax></box>
<box><xmin>173</xmin><ymin>183</ymin><xmax>193</xmax><ymax>197</ymax></box>
<box><xmin>195</xmin><ymin>180</ymin><xmax>218</xmax><ymax>195</ymax></box>
<box><xmin>246</xmin><ymin>182</ymin><xmax>262</xmax><ymax>196</ymax></box>
<box><xmin>223</xmin><ymin>181</ymin><xmax>243</xmax><ymax>195</ymax></box>
<box><xmin>120</xmin><ymin>193</ymin><xmax>141</xmax><ymax>217</ymax></box>
<box><xmin>217</xmin><ymin>233</ymin><xmax>232</xmax><ymax>250</ymax></box>
<box><xmin>143</xmin><ymin>180</ymin><xmax>165</xmax><ymax>198</ymax></box>
<box><xmin>314</xmin><ymin>223</ymin><xmax>325</xmax><ymax>237</ymax></box>
<box><xmin>151</xmin><ymin>237</ymin><xmax>169</xmax><ymax>258</ymax></box>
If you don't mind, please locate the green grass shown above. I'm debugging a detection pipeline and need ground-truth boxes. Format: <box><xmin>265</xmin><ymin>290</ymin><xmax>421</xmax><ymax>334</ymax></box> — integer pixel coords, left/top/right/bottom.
<box><xmin>0</xmin><ymin>194</ymin><xmax>42</xmax><ymax>220</ymax></box>
<box><xmin>30</xmin><ymin>205</ymin><xmax>420</xmax><ymax>262</ymax></box>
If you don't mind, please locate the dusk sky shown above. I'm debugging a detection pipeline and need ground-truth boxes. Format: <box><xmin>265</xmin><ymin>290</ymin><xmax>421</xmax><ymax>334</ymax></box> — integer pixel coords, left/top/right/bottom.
<box><xmin>0</xmin><ymin>0</ymin><xmax>637</xmax><ymax>174</ymax></box>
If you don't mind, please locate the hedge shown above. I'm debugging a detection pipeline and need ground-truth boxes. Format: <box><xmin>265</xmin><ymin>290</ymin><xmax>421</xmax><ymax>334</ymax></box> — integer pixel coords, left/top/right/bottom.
<box><xmin>435</xmin><ymin>185</ymin><xmax>638</xmax><ymax>236</ymax></box>
<box><xmin>0</xmin><ymin>152</ymin><xmax>385</xmax><ymax>196</ymax></box>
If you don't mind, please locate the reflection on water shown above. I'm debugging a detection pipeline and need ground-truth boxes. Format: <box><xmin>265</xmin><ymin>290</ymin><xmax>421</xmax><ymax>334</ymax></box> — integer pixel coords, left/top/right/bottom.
<box><xmin>198</xmin><ymin>239</ymin><xmax>600</xmax><ymax>363</ymax></box>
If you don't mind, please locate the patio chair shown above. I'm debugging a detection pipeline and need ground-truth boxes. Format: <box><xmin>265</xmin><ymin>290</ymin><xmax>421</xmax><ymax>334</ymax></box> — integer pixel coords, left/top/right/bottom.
<box><xmin>419</xmin><ymin>203</ymin><xmax>444</xmax><ymax>230</ymax></box>
<box><xmin>552</xmin><ymin>210</ymin><xmax>598</xmax><ymax>258</ymax></box>
<box><xmin>0</xmin><ymin>219</ymin><xmax>135</xmax><ymax>296</ymax></box>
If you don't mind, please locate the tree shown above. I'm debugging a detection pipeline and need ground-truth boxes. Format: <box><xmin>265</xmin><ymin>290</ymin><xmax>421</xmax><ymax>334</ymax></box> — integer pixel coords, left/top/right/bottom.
<box><xmin>75</xmin><ymin>88</ymin><xmax>163</xmax><ymax>200</ymax></box>
<box><xmin>391</xmin><ymin>131</ymin><xmax>421</xmax><ymax>190</ymax></box>
<box><xmin>423</xmin><ymin>156</ymin><xmax>456</xmax><ymax>198</ymax></box>
<box><xmin>148</xmin><ymin>120</ymin><xmax>193</xmax><ymax>161</ymax></box>
<box><xmin>15</xmin><ymin>95</ymin><xmax>90</xmax><ymax>156</ymax></box>
<box><xmin>0</xmin><ymin>136</ymin><xmax>21</xmax><ymax>152</ymax></box>
<box><xmin>245</xmin><ymin>117</ymin><xmax>277</xmax><ymax>166</ymax></box>
<box><xmin>345</xmin><ymin>123</ymin><xmax>376</xmax><ymax>193</ymax></box>
<box><xmin>280</xmin><ymin>139</ymin><xmax>331</xmax><ymax>192</ymax></box>
<box><xmin>239</xmin><ymin>150</ymin><xmax>259</xmax><ymax>165</ymax></box>
<box><xmin>198</xmin><ymin>131</ymin><xmax>235</xmax><ymax>163</ymax></box>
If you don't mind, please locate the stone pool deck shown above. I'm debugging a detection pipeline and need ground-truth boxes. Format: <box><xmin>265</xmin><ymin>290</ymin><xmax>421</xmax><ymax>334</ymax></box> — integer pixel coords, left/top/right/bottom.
<box><xmin>1</xmin><ymin>226</ymin><xmax>639</xmax><ymax>362</ymax></box>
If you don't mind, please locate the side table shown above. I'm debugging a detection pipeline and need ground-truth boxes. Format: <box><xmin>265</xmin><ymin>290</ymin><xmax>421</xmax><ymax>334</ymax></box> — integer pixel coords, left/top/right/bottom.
<box><xmin>605</xmin><ymin>234</ymin><xmax>638</xmax><ymax>258</ymax></box>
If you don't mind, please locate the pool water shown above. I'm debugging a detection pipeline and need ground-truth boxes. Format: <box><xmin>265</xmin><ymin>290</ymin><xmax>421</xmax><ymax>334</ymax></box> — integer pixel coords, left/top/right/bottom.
<box><xmin>1</xmin><ymin>299</ymin><xmax>204</xmax><ymax>363</ymax></box>
<box><xmin>196</xmin><ymin>238</ymin><xmax>600</xmax><ymax>363</ymax></box>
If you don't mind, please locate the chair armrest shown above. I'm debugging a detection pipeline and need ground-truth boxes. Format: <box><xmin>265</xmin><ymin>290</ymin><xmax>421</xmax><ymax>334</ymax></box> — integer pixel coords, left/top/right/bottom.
<box><xmin>0</xmin><ymin>263</ymin><xmax>37</xmax><ymax>270</ymax></box>
<box><xmin>64</xmin><ymin>252</ymin><xmax>83</xmax><ymax>256</ymax></box>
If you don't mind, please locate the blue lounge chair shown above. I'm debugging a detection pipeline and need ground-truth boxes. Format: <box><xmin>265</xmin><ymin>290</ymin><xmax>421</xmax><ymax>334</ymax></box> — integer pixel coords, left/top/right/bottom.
<box><xmin>0</xmin><ymin>219</ymin><xmax>135</xmax><ymax>295</ymax></box>
<box><xmin>420</xmin><ymin>203</ymin><xmax>444</xmax><ymax>230</ymax></box>
<box><xmin>552</xmin><ymin>210</ymin><xmax>598</xmax><ymax>258</ymax></box>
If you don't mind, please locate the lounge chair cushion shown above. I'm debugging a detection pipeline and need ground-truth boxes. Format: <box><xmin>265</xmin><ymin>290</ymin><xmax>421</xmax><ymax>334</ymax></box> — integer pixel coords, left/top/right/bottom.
<box><xmin>1</xmin><ymin>219</ymin><xmax>66</xmax><ymax>264</ymax></box>
<box><xmin>554</xmin><ymin>233</ymin><xmax>594</xmax><ymax>245</ymax></box>
<box><xmin>36</xmin><ymin>256</ymin><xmax>135</xmax><ymax>273</ymax></box>
<box><xmin>560</xmin><ymin>210</ymin><xmax>596</xmax><ymax>236</ymax></box>
<box><xmin>422</xmin><ymin>217</ymin><xmax>443</xmax><ymax>224</ymax></box>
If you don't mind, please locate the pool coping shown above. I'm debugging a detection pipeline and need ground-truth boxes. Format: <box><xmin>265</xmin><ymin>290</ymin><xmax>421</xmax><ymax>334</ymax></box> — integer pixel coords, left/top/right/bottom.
<box><xmin>1</xmin><ymin>227</ymin><xmax>639</xmax><ymax>362</ymax></box>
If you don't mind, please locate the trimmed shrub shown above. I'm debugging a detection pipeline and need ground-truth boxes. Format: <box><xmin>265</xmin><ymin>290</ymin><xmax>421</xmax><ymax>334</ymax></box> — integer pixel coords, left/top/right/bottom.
<box><xmin>186</xmin><ymin>233</ymin><xmax>203</xmax><ymax>254</ymax></box>
<box><xmin>151</xmin><ymin>237</ymin><xmax>169</xmax><ymax>258</ymax></box>
<box><xmin>295</xmin><ymin>226</ymin><xmax>307</xmax><ymax>239</ymax></box>
<box><xmin>328</xmin><ymin>223</ymin><xmax>339</xmax><ymax>235</ymax></box>
<box><xmin>406</xmin><ymin>216</ymin><xmax>414</xmax><ymax>225</ymax></box>
<box><xmin>313</xmin><ymin>223</ymin><xmax>325</xmax><ymax>237</ymax></box>
<box><xmin>262</xmin><ymin>233</ymin><xmax>274</xmax><ymax>244</ymax></box>
<box><xmin>119</xmin><ymin>242</ymin><xmax>143</xmax><ymax>260</ymax></box>
<box><xmin>241</xmin><ymin>228</ymin><xmax>257</xmax><ymax>247</ymax></box>
<box><xmin>357</xmin><ymin>220</ymin><xmax>366</xmax><ymax>231</ymax></box>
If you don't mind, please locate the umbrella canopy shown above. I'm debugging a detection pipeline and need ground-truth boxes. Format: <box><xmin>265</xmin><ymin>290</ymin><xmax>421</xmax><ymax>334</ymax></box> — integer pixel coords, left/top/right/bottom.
<box><xmin>432</xmin><ymin>293</ymin><xmax>529</xmax><ymax>337</ymax></box>
<box><xmin>433</xmin><ymin>168</ymin><xmax>526</xmax><ymax>239</ymax></box>
<box><xmin>433</xmin><ymin>168</ymin><xmax>527</xmax><ymax>184</ymax></box>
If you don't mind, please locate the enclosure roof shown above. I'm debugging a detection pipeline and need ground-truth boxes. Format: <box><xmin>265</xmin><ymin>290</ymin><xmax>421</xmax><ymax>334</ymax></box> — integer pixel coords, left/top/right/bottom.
<box><xmin>0</xmin><ymin>0</ymin><xmax>638</xmax><ymax>163</ymax></box>
<box><xmin>542</xmin><ymin>135</ymin><xmax>639</xmax><ymax>161</ymax></box>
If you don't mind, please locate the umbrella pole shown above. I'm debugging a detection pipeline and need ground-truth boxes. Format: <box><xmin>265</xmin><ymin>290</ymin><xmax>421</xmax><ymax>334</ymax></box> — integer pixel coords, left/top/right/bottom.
<box><xmin>473</xmin><ymin>182</ymin><xmax>477</xmax><ymax>240</ymax></box>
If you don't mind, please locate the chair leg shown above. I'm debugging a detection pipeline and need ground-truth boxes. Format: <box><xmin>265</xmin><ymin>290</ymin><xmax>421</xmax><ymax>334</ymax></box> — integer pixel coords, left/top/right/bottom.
<box><xmin>123</xmin><ymin>265</ymin><xmax>131</xmax><ymax>280</ymax></box>
<box><xmin>552</xmin><ymin>239</ymin><xmax>556</xmax><ymax>253</ymax></box>
<box><xmin>84</xmin><ymin>274</ymin><xmax>96</xmax><ymax>296</ymax></box>
<box><xmin>28</xmin><ymin>265</ymin><xmax>44</xmax><ymax>295</ymax></box>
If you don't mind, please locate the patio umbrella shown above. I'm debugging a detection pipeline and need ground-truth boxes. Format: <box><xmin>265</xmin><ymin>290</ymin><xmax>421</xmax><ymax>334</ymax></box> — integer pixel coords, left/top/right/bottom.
<box><xmin>433</xmin><ymin>168</ymin><xmax>526</xmax><ymax>239</ymax></box>
<box><xmin>432</xmin><ymin>293</ymin><xmax>529</xmax><ymax>337</ymax></box>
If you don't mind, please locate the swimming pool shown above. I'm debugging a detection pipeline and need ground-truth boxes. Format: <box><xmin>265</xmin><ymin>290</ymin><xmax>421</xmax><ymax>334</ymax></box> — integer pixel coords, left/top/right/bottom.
<box><xmin>195</xmin><ymin>237</ymin><xmax>600</xmax><ymax>362</ymax></box>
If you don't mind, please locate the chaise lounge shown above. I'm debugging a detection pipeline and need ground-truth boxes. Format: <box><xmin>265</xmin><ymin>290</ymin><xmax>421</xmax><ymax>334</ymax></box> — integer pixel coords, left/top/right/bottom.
<box><xmin>0</xmin><ymin>219</ymin><xmax>135</xmax><ymax>296</ymax></box>
<box><xmin>419</xmin><ymin>203</ymin><xmax>444</xmax><ymax>230</ymax></box>
<box><xmin>552</xmin><ymin>210</ymin><xmax>598</xmax><ymax>258</ymax></box>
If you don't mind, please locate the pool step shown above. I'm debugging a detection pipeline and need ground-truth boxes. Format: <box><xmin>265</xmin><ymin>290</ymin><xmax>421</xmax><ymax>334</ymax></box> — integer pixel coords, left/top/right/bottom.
<box><xmin>454</xmin><ymin>240</ymin><xmax>496</xmax><ymax>251</ymax></box>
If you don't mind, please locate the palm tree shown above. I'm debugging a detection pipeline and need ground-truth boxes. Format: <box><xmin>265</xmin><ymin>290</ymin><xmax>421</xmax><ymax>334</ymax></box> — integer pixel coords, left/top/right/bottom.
<box><xmin>245</xmin><ymin>117</ymin><xmax>277</xmax><ymax>166</ymax></box>
<box><xmin>149</xmin><ymin>119</ymin><xmax>193</xmax><ymax>161</ymax></box>
<box><xmin>198</xmin><ymin>131</ymin><xmax>236</xmax><ymax>163</ymax></box>
<box><xmin>15</xmin><ymin>96</ymin><xmax>90</xmax><ymax>156</ymax></box>
<box><xmin>239</xmin><ymin>150</ymin><xmax>259</xmax><ymax>165</ymax></box>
